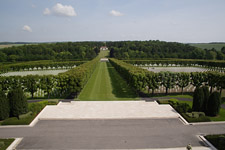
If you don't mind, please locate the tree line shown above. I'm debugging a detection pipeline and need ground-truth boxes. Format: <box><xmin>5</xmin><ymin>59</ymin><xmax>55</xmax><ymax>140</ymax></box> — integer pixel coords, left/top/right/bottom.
<box><xmin>107</xmin><ymin>40</ymin><xmax>225</xmax><ymax>60</ymax></box>
<box><xmin>109</xmin><ymin>58</ymin><xmax>225</xmax><ymax>96</ymax></box>
<box><xmin>0</xmin><ymin>60</ymin><xmax>86</xmax><ymax>74</ymax></box>
<box><xmin>0</xmin><ymin>56</ymin><xmax>100</xmax><ymax>99</ymax></box>
<box><xmin>0</xmin><ymin>42</ymin><xmax>103</xmax><ymax>62</ymax></box>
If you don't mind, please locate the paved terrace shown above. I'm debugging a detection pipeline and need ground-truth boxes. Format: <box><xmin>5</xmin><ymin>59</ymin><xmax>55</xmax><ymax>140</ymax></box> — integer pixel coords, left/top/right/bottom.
<box><xmin>39</xmin><ymin>101</ymin><xmax>179</xmax><ymax>119</ymax></box>
<box><xmin>0</xmin><ymin>101</ymin><xmax>225</xmax><ymax>150</ymax></box>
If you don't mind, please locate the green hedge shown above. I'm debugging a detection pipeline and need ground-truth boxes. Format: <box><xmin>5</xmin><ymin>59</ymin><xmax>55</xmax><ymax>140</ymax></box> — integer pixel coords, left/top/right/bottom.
<box><xmin>110</xmin><ymin>58</ymin><xmax>225</xmax><ymax>95</ymax></box>
<box><xmin>109</xmin><ymin>58</ymin><xmax>151</xmax><ymax>93</ymax></box>
<box><xmin>0</xmin><ymin>57</ymin><xmax>99</xmax><ymax>98</ymax></box>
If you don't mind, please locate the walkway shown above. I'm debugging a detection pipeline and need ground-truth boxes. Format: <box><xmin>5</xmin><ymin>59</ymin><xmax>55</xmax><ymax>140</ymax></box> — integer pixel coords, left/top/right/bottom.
<box><xmin>35</xmin><ymin>101</ymin><xmax>179</xmax><ymax>119</ymax></box>
<box><xmin>0</xmin><ymin>118</ymin><xmax>225</xmax><ymax>149</ymax></box>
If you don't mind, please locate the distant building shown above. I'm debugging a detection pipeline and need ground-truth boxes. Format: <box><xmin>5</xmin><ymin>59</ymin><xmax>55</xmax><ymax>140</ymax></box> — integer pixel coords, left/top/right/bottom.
<box><xmin>100</xmin><ymin>46</ymin><xmax>108</xmax><ymax>51</ymax></box>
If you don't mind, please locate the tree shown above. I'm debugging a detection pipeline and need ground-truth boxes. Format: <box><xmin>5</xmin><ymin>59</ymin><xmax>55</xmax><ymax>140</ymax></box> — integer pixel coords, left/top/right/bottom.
<box><xmin>191</xmin><ymin>72</ymin><xmax>206</xmax><ymax>88</ymax></box>
<box><xmin>218</xmin><ymin>74</ymin><xmax>225</xmax><ymax>95</ymax></box>
<box><xmin>0</xmin><ymin>51</ymin><xmax>7</xmax><ymax>62</ymax></box>
<box><xmin>192</xmin><ymin>87</ymin><xmax>204</xmax><ymax>112</ymax></box>
<box><xmin>216</xmin><ymin>51</ymin><xmax>225</xmax><ymax>60</ymax></box>
<box><xmin>177</xmin><ymin>72</ymin><xmax>190</xmax><ymax>94</ymax></box>
<box><xmin>221</xmin><ymin>46</ymin><xmax>225</xmax><ymax>54</ymax></box>
<box><xmin>23</xmin><ymin>75</ymin><xmax>39</xmax><ymax>98</ymax></box>
<box><xmin>207</xmin><ymin>91</ymin><xmax>221</xmax><ymax>116</ymax></box>
<box><xmin>0</xmin><ymin>91</ymin><xmax>9</xmax><ymax>120</ymax></box>
<box><xmin>206</xmin><ymin>51</ymin><xmax>217</xmax><ymax>60</ymax></box>
<box><xmin>40</xmin><ymin>75</ymin><xmax>55</xmax><ymax>98</ymax></box>
<box><xmin>160</xmin><ymin>72</ymin><xmax>177</xmax><ymax>95</ymax></box>
<box><xmin>8</xmin><ymin>55</ymin><xmax>18</xmax><ymax>62</ymax></box>
<box><xmin>207</xmin><ymin>72</ymin><xmax>220</xmax><ymax>93</ymax></box>
<box><xmin>145</xmin><ymin>73</ymin><xmax>160</xmax><ymax>96</ymax></box>
<box><xmin>202</xmin><ymin>86</ymin><xmax>210</xmax><ymax>113</ymax></box>
<box><xmin>8</xmin><ymin>88</ymin><xmax>28</xmax><ymax>119</ymax></box>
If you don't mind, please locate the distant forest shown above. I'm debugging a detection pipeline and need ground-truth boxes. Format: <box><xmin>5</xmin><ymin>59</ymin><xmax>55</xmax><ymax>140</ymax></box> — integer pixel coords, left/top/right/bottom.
<box><xmin>1</xmin><ymin>40</ymin><xmax>225</xmax><ymax>63</ymax></box>
<box><xmin>0</xmin><ymin>42</ymin><xmax>103</xmax><ymax>62</ymax></box>
<box><xmin>107</xmin><ymin>41</ymin><xmax>225</xmax><ymax>60</ymax></box>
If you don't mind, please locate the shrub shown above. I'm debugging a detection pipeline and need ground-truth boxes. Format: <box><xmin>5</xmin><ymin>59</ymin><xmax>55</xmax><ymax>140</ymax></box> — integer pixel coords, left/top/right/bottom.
<box><xmin>28</xmin><ymin>101</ymin><xmax>48</xmax><ymax>115</ymax></box>
<box><xmin>202</xmin><ymin>86</ymin><xmax>210</xmax><ymax>113</ymax></box>
<box><xmin>8</xmin><ymin>88</ymin><xmax>28</xmax><ymax>119</ymax></box>
<box><xmin>0</xmin><ymin>91</ymin><xmax>9</xmax><ymax>120</ymax></box>
<box><xmin>192</xmin><ymin>87</ymin><xmax>204</xmax><ymax>112</ymax></box>
<box><xmin>175</xmin><ymin>103</ymin><xmax>191</xmax><ymax>113</ymax></box>
<box><xmin>47</xmin><ymin>101</ymin><xmax>58</xmax><ymax>105</ymax></box>
<box><xmin>19</xmin><ymin>111</ymin><xmax>33</xmax><ymax>119</ymax></box>
<box><xmin>207</xmin><ymin>92</ymin><xmax>221</xmax><ymax>116</ymax></box>
<box><xmin>186</xmin><ymin>112</ymin><xmax>205</xmax><ymax>118</ymax></box>
<box><xmin>182</xmin><ymin>113</ymin><xmax>210</xmax><ymax>122</ymax></box>
<box><xmin>1</xmin><ymin>115</ymin><xmax>34</xmax><ymax>125</ymax></box>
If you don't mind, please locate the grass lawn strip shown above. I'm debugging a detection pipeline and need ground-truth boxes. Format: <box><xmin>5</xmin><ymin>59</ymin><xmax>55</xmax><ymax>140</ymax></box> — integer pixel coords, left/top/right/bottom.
<box><xmin>78</xmin><ymin>62</ymin><xmax>138</xmax><ymax>100</ymax></box>
<box><xmin>0</xmin><ymin>139</ymin><xmax>14</xmax><ymax>150</ymax></box>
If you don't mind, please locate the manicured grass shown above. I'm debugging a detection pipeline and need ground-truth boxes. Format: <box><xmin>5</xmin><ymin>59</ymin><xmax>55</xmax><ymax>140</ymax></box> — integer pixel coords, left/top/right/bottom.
<box><xmin>98</xmin><ymin>50</ymin><xmax>109</xmax><ymax>58</ymax></box>
<box><xmin>0</xmin><ymin>139</ymin><xmax>14</xmax><ymax>150</ymax></box>
<box><xmin>209</xmin><ymin>108</ymin><xmax>225</xmax><ymax>121</ymax></box>
<box><xmin>78</xmin><ymin>62</ymin><xmax>138</xmax><ymax>101</ymax></box>
<box><xmin>161</xmin><ymin>95</ymin><xmax>193</xmax><ymax>99</ymax></box>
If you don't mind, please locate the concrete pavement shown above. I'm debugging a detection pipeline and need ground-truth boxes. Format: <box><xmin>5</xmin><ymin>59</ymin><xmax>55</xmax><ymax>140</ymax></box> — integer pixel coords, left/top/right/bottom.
<box><xmin>0</xmin><ymin>101</ymin><xmax>225</xmax><ymax>149</ymax></box>
<box><xmin>0</xmin><ymin>119</ymin><xmax>218</xmax><ymax>149</ymax></box>
<box><xmin>38</xmin><ymin>101</ymin><xmax>179</xmax><ymax>120</ymax></box>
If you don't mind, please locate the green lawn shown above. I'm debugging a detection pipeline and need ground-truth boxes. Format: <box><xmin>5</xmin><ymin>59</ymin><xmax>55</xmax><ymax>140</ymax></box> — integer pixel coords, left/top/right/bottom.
<box><xmin>0</xmin><ymin>139</ymin><xmax>14</xmax><ymax>150</ymax></box>
<box><xmin>158</xmin><ymin>95</ymin><xmax>193</xmax><ymax>99</ymax></box>
<box><xmin>78</xmin><ymin>62</ymin><xmax>138</xmax><ymax>101</ymax></box>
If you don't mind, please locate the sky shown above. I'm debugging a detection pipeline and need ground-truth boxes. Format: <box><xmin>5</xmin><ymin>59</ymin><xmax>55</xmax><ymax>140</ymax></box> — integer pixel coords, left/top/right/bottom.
<box><xmin>0</xmin><ymin>0</ymin><xmax>225</xmax><ymax>43</ymax></box>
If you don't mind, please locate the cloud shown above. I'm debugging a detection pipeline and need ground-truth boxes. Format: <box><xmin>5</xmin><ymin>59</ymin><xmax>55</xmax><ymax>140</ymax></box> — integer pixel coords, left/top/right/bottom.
<box><xmin>43</xmin><ymin>3</ymin><xmax>77</xmax><ymax>17</ymax></box>
<box><xmin>22</xmin><ymin>25</ymin><xmax>32</xmax><ymax>32</ymax></box>
<box><xmin>31</xmin><ymin>4</ymin><xmax>36</xmax><ymax>8</ymax></box>
<box><xmin>43</xmin><ymin>8</ymin><xmax>51</xmax><ymax>15</ymax></box>
<box><xmin>110</xmin><ymin>10</ymin><xmax>124</xmax><ymax>16</ymax></box>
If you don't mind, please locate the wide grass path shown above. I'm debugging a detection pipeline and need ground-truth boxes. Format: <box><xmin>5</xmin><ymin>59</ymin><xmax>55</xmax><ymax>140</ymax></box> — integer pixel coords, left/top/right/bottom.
<box><xmin>78</xmin><ymin>61</ymin><xmax>138</xmax><ymax>101</ymax></box>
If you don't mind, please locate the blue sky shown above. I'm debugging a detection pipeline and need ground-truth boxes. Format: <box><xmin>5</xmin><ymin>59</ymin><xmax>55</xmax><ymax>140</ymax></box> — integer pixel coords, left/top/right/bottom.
<box><xmin>0</xmin><ymin>0</ymin><xmax>225</xmax><ymax>43</ymax></box>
